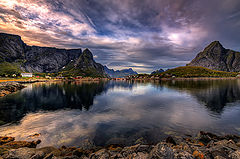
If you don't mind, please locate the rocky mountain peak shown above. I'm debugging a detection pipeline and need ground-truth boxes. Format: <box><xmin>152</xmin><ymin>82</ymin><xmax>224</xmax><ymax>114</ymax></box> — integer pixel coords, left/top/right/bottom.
<box><xmin>188</xmin><ymin>41</ymin><xmax>240</xmax><ymax>72</ymax></box>
<box><xmin>204</xmin><ymin>41</ymin><xmax>225</xmax><ymax>55</ymax></box>
<box><xmin>82</xmin><ymin>48</ymin><xmax>93</xmax><ymax>60</ymax></box>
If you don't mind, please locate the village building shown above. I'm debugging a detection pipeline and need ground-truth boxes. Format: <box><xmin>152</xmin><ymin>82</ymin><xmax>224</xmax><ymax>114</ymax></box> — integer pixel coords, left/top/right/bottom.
<box><xmin>21</xmin><ymin>73</ymin><xmax>33</xmax><ymax>77</ymax></box>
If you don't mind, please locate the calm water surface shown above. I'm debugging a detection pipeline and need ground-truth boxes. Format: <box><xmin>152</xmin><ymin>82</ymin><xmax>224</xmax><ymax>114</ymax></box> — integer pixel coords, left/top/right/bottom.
<box><xmin>0</xmin><ymin>80</ymin><xmax>240</xmax><ymax>147</ymax></box>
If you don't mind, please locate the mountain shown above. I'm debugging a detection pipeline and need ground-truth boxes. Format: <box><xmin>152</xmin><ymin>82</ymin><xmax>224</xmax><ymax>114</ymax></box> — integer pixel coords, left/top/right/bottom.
<box><xmin>104</xmin><ymin>66</ymin><xmax>138</xmax><ymax>78</ymax></box>
<box><xmin>151</xmin><ymin>69</ymin><xmax>164</xmax><ymax>75</ymax></box>
<box><xmin>0</xmin><ymin>33</ymin><xmax>106</xmax><ymax>77</ymax></box>
<box><xmin>187</xmin><ymin>41</ymin><xmax>240</xmax><ymax>72</ymax></box>
<box><xmin>60</xmin><ymin>49</ymin><xmax>107</xmax><ymax>77</ymax></box>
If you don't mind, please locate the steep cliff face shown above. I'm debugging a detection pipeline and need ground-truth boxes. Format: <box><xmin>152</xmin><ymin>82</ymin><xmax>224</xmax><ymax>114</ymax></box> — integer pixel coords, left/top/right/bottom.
<box><xmin>0</xmin><ymin>33</ymin><xmax>26</xmax><ymax>62</ymax></box>
<box><xmin>0</xmin><ymin>33</ymin><xmax>106</xmax><ymax>77</ymax></box>
<box><xmin>187</xmin><ymin>41</ymin><xmax>240</xmax><ymax>72</ymax></box>
<box><xmin>23</xmin><ymin>46</ymin><xmax>81</xmax><ymax>73</ymax></box>
<box><xmin>104</xmin><ymin>66</ymin><xmax>138</xmax><ymax>78</ymax></box>
<box><xmin>61</xmin><ymin>49</ymin><xmax>107</xmax><ymax>77</ymax></box>
<box><xmin>0</xmin><ymin>33</ymin><xmax>82</xmax><ymax>73</ymax></box>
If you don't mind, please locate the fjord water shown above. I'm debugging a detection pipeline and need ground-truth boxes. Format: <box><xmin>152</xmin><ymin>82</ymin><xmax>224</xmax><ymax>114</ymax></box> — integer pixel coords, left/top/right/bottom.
<box><xmin>0</xmin><ymin>80</ymin><xmax>240</xmax><ymax>147</ymax></box>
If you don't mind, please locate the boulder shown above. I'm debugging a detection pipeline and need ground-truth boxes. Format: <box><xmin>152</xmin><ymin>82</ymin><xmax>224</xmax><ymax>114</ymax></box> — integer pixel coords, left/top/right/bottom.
<box><xmin>4</xmin><ymin>148</ymin><xmax>39</xmax><ymax>159</ymax></box>
<box><xmin>2</xmin><ymin>140</ymin><xmax>41</xmax><ymax>149</ymax></box>
<box><xmin>149</xmin><ymin>143</ymin><xmax>174</xmax><ymax>158</ymax></box>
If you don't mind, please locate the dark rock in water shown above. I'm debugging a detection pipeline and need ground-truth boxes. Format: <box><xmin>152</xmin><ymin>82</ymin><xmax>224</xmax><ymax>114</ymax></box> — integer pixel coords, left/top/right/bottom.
<box><xmin>166</xmin><ymin>136</ymin><xmax>177</xmax><ymax>145</ymax></box>
<box><xmin>0</xmin><ymin>137</ymin><xmax>15</xmax><ymax>145</ymax></box>
<box><xmin>0</xmin><ymin>136</ymin><xmax>42</xmax><ymax>157</ymax></box>
<box><xmin>2</xmin><ymin>140</ymin><xmax>41</xmax><ymax>149</ymax></box>
<box><xmin>135</xmin><ymin>137</ymin><xmax>147</xmax><ymax>145</ymax></box>
<box><xmin>197</xmin><ymin>131</ymin><xmax>219</xmax><ymax>145</ymax></box>
<box><xmin>0</xmin><ymin>82</ymin><xmax>26</xmax><ymax>97</ymax></box>
<box><xmin>187</xmin><ymin>41</ymin><xmax>240</xmax><ymax>72</ymax></box>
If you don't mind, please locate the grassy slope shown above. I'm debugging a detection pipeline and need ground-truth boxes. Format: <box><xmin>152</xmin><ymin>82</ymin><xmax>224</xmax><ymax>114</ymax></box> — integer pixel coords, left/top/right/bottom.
<box><xmin>0</xmin><ymin>62</ymin><xmax>22</xmax><ymax>76</ymax></box>
<box><xmin>59</xmin><ymin>62</ymin><xmax>106</xmax><ymax>78</ymax></box>
<box><xmin>157</xmin><ymin>66</ymin><xmax>238</xmax><ymax>78</ymax></box>
<box><xmin>60</xmin><ymin>68</ymin><xmax>105</xmax><ymax>78</ymax></box>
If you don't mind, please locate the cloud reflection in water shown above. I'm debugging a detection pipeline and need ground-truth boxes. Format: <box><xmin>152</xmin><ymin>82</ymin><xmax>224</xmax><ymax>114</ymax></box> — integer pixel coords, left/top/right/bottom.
<box><xmin>0</xmin><ymin>80</ymin><xmax>240</xmax><ymax>147</ymax></box>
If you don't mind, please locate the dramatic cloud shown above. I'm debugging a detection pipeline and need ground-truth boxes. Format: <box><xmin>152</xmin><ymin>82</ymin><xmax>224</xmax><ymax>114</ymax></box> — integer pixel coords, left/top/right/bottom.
<box><xmin>0</xmin><ymin>0</ymin><xmax>239</xmax><ymax>73</ymax></box>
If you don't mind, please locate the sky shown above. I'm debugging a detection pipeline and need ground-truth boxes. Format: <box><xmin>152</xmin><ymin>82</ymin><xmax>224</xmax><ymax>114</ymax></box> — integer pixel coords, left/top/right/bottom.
<box><xmin>0</xmin><ymin>0</ymin><xmax>240</xmax><ymax>73</ymax></box>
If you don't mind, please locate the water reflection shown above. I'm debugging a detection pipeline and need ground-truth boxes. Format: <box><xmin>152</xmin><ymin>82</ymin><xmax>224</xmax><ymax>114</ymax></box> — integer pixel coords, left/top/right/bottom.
<box><xmin>0</xmin><ymin>81</ymin><xmax>107</xmax><ymax>124</ymax></box>
<box><xmin>0</xmin><ymin>80</ymin><xmax>240</xmax><ymax>147</ymax></box>
<box><xmin>159</xmin><ymin>80</ymin><xmax>240</xmax><ymax>114</ymax></box>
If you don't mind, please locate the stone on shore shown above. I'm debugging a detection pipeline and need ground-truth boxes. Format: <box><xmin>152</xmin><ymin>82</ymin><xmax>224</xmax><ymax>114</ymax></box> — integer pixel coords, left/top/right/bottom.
<box><xmin>1</xmin><ymin>131</ymin><xmax>240</xmax><ymax>158</ymax></box>
<box><xmin>0</xmin><ymin>82</ymin><xmax>25</xmax><ymax>97</ymax></box>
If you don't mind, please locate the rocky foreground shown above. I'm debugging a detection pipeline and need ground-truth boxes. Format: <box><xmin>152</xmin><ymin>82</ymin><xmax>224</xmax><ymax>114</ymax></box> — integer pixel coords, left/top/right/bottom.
<box><xmin>0</xmin><ymin>131</ymin><xmax>240</xmax><ymax>159</ymax></box>
<box><xmin>0</xmin><ymin>82</ymin><xmax>25</xmax><ymax>97</ymax></box>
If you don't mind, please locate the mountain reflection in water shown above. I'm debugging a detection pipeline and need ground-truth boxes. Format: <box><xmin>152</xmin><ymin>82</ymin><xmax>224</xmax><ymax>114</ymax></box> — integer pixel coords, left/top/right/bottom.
<box><xmin>0</xmin><ymin>80</ymin><xmax>240</xmax><ymax>147</ymax></box>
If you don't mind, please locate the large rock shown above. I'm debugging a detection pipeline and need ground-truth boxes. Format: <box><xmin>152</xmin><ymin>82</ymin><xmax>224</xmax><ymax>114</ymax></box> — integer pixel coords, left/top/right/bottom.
<box><xmin>0</xmin><ymin>82</ymin><xmax>26</xmax><ymax>97</ymax></box>
<box><xmin>229</xmin><ymin>150</ymin><xmax>240</xmax><ymax>159</ymax></box>
<box><xmin>149</xmin><ymin>143</ymin><xmax>174</xmax><ymax>158</ymax></box>
<box><xmin>187</xmin><ymin>41</ymin><xmax>240</xmax><ymax>72</ymax></box>
<box><xmin>3</xmin><ymin>147</ymin><xmax>61</xmax><ymax>159</ymax></box>
<box><xmin>4</xmin><ymin>148</ymin><xmax>39</xmax><ymax>159</ymax></box>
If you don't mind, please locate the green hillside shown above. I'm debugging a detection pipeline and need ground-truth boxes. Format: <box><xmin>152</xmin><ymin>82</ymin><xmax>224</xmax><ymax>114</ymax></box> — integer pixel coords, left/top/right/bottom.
<box><xmin>0</xmin><ymin>62</ymin><xmax>22</xmax><ymax>76</ymax></box>
<box><xmin>158</xmin><ymin>66</ymin><xmax>238</xmax><ymax>78</ymax></box>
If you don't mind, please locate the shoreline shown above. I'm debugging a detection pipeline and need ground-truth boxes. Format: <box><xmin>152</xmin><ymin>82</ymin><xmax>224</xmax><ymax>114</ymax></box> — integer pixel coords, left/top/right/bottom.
<box><xmin>0</xmin><ymin>77</ymin><xmax>239</xmax><ymax>98</ymax></box>
<box><xmin>0</xmin><ymin>131</ymin><xmax>239</xmax><ymax>158</ymax></box>
<box><xmin>128</xmin><ymin>77</ymin><xmax>240</xmax><ymax>81</ymax></box>
<box><xmin>0</xmin><ymin>82</ymin><xmax>26</xmax><ymax>97</ymax></box>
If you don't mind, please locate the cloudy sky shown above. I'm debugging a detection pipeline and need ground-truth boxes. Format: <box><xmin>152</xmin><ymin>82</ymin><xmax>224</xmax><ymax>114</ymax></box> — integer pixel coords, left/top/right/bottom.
<box><xmin>0</xmin><ymin>0</ymin><xmax>240</xmax><ymax>73</ymax></box>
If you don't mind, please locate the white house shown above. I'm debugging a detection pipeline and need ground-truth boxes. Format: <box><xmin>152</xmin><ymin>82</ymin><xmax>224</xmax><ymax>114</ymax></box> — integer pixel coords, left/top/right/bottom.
<box><xmin>21</xmin><ymin>73</ymin><xmax>33</xmax><ymax>77</ymax></box>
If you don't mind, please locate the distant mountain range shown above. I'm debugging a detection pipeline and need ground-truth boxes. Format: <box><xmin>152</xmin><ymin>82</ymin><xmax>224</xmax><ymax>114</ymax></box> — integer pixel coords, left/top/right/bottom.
<box><xmin>188</xmin><ymin>41</ymin><xmax>240</xmax><ymax>72</ymax></box>
<box><xmin>151</xmin><ymin>69</ymin><xmax>164</xmax><ymax>75</ymax></box>
<box><xmin>0</xmin><ymin>33</ymin><xmax>106</xmax><ymax>77</ymax></box>
<box><xmin>104</xmin><ymin>66</ymin><xmax>138</xmax><ymax>78</ymax></box>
